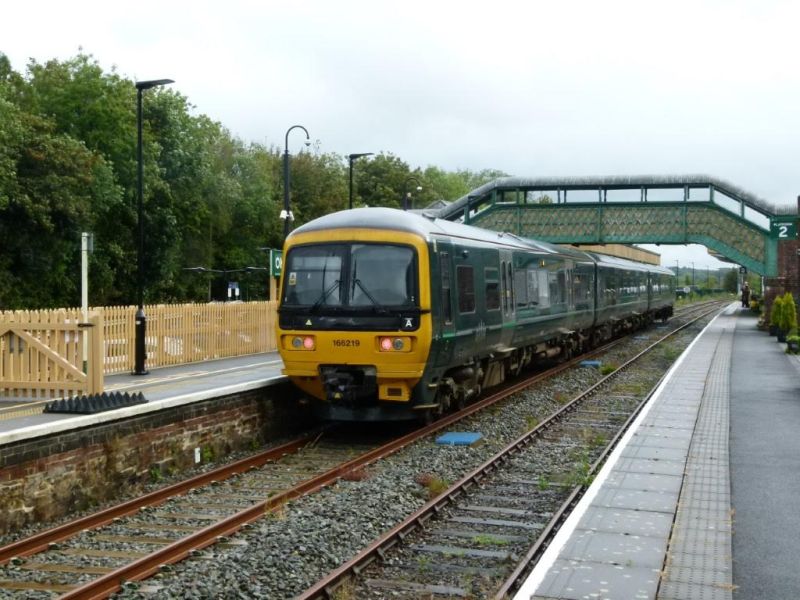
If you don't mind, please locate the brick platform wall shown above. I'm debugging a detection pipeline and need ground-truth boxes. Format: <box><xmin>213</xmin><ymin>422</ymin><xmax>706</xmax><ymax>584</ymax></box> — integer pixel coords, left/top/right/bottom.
<box><xmin>764</xmin><ymin>198</ymin><xmax>800</xmax><ymax>323</ymax></box>
<box><xmin>0</xmin><ymin>382</ymin><xmax>313</xmax><ymax>534</ymax></box>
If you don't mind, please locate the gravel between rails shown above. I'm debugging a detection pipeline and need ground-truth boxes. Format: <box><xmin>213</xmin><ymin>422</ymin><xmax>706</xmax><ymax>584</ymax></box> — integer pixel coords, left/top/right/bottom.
<box><xmin>101</xmin><ymin>316</ymin><xmax>713</xmax><ymax>600</ymax></box>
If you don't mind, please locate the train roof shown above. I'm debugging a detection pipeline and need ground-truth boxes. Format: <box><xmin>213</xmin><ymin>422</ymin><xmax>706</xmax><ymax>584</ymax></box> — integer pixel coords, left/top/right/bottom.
<box><xmin>291</xmin><ymin>208</ymin><xmax>590</xmax><ymax>259</ymax></box>
<box><xmin>292</xmin><ymin>208</ymin><xmax>675</xmax><ymax>275</ymax></box>
<box><xmin>586</xmin><ymin>252</ymin><xmax>675</xmax><ymax>275</ymax></box>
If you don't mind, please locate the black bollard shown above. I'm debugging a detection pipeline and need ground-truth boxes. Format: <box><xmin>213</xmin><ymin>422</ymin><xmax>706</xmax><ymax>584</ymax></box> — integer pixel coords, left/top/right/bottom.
<box><xmin>134</xmin><ymin>307</ymin><xmax>149</xmax><ymax>375</ymax></box>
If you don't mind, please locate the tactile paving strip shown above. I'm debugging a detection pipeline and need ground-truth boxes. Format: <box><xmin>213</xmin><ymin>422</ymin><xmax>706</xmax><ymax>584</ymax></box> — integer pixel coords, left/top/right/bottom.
<box><xmin>657</xmin><ymin>323</ymin><xmax>733</xmax><ymax>600</ymax></box>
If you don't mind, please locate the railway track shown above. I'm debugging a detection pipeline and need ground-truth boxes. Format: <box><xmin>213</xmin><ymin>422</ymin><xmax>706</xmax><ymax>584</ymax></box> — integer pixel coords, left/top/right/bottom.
<box><xmin>296</xmin><ymin>302</ymin><xmax>724</xmax><ymax>599</ymax></box>
<box><xmin>0</xmin><ymin>300</ymin><xmax>728</xmax><ymax>599</ymax></box>
<box><xmin>0</xmin><ymin>431</ymin><xmax>397</xmax><ymax>598</ymax></box>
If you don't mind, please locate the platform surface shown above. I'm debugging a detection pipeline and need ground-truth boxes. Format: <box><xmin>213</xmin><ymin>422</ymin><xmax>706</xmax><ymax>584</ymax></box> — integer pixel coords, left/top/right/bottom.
<box><xmin>0</xmin><ymin>351</ymin><xmax>286</xmax><ymax>444</ymax></box>
<box><xmin>515</xmin><ymin>304</ymin><xmax>800</xmax><ymax>600</ymax></box>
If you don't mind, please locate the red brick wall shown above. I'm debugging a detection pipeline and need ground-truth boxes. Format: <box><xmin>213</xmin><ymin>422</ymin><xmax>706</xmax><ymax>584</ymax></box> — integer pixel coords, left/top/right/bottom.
<box><xmin>764</xmin><ymin>197</ymin><xmax>800</xmax><ymax>323</ymax></box>
<box><xmin>0</xmin><ymin>384</ymin><xmax>312</xmax><ymax>534</ymax></box>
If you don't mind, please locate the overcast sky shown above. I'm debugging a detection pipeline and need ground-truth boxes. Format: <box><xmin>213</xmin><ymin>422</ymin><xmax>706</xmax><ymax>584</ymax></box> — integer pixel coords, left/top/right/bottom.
<box><xmin>3</xmin><ymin>0</ymin><xmax>798</xmax><ymax>270</ymax></box>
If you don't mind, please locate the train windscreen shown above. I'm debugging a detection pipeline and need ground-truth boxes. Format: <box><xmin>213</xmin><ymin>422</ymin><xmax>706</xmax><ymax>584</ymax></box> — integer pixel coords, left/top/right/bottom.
<box><xmin>282</xmin><ymin>243</ymin><xmax>417</xmax><ymax>308</ymax></box>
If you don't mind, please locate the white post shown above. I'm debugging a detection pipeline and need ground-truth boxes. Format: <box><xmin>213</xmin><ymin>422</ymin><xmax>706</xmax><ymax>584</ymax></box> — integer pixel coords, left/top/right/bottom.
<box><xmin>81</xmin><ymin>232</ymin><xmax>90</xmax><ymax>373</ymax></box>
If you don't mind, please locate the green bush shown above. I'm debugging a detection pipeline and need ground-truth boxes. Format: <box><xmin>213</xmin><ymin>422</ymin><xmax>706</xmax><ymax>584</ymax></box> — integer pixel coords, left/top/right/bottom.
<box><xmin>770</xmin><ymin>296</ymin><xmax>785</xmax><ymax>328</ymax></box>
<box><xmin>780</xmin><ymin>293</ymin><xmax>798</xmax><ymax>333</ymax></box>
<box><xmin>786</xmin><ymin>330</ymin><xmax>800</xmax><ymax>354</ymax></box>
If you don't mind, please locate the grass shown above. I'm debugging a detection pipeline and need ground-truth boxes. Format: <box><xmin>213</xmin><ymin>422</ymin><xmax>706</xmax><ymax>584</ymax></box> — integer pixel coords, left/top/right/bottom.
<box><xmin>415</xmin><ymin>472</ymin><xmax>450</xmax><ymax>498</ymax></box>
<box><xmin>599</xmin><ymin>364</ymin><xmax>617</xmax><ymax>376</ymax></box>
<box><xmin>148</xmin><ymin>466</ymin><xmax>163</xmax><ymax>483</ymax></box>
<box><xmin>553</xmin><ymin>391</ymin><xmax>570</xmax><ymax>404</ymax></box>
<box><xmin>472</xmin><ymin>534</ymin><xmax>509</xmax><ymax>546</ymax></box>
<box><xmin>330</xmin><ymin>577</ymin><xmax>356</xmax><ymax>600</ymax></box>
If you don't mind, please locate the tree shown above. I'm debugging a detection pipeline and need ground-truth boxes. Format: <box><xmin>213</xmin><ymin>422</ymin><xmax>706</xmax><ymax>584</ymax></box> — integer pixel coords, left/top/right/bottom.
<box><xmin>0</xmin><ymin>101</ymin><xmax>119</xmax><ymax>307</ymax></box>
<box><xmin>723</xmin><ymin>269</ymin><xmax>738</xmax><ymax>293</ymax></box>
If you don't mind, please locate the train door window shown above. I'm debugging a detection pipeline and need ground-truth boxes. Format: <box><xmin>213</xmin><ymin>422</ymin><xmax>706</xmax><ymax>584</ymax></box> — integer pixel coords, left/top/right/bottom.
<box><xmin>457</xmin><ymin>265</ymin><xmax>476</xmax><ymax>313</ymax></box>
<box><xmin>515</xmin><ymin>268</ymin><xmax>528</xmax><ymax>307</ymax></box>
<box><xmin>500</xmin><ymin>262</ymin><xmax>508</xmax><ymax>312</ymax></box>
<box><xmin>537</xmin><ymin>270</ymin><xmax>550</xmax><ymax>308</ymax></box>
<box><xmin>440</xmin><ymin>253</ymin><xmax>452</xmax><ymax>323</ymax></box>
<box><xmin>485</xmin><ymin>267</ymin><xmax>500</xmax><ymax>311</ymax></box>
<box><xmin>507</xmin><ymin>262</ymin><xmax>514</xmax><ymax>314</ymax></box>
<box><xmin>549</xmin><ymin>270</ymin><xmax>565</xmax><ymax>305</ymax></box>
<box><xmin>572</xmin><ymin>271</ymin><xmax>591</xmax><ymax>310</ymax></box>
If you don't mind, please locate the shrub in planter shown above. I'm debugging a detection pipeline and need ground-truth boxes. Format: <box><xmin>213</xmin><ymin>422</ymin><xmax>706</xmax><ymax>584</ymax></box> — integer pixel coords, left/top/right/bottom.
<box><xmin>780</xmin><ymin>292</ymin><xmax>798</xmax><ymax>334</ymax></box>
<box><xmin>787</xmin><ymin>331</ymin><xmax>800</xmax><ymax>354</ymax></box>
<box><xmin>769</xmin><ymin>296</ymin><xmax>784</xmax><ymax>336</ymax></box>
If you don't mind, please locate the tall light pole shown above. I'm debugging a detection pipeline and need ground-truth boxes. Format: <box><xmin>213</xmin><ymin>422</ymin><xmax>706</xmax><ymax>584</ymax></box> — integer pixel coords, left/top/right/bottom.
<box><xmin>134</xmin><ymin>78</ymin><xmax>174</xmax><ymax>376</ymax></box>
<box><xmin>402</xmin><ymin>176</ymin><xmax>422</xmax><ymax>211</ymax></box>
<box><xmin>348</xmin><ymin>152</ymin><xmax>373</xmax><ymax>209</ymax></box>
<box><xmin>282</xmin><ymin>125</ymin><xmax>310</xmax><ymax>239</ymax></box>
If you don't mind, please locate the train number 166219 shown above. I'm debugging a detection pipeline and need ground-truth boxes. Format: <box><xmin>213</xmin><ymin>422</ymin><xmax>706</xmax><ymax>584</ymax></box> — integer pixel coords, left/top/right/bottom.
<box><xmin>332</xmin><ymin>339</ymin><xmax>360</xmax><ymax>347</ymax></box>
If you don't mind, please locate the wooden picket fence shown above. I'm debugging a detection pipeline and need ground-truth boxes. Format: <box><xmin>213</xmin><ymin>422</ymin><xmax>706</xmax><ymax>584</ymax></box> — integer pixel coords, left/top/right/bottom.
<box><xmin>0</xmin><ymin>309</ymin><xmax>104</xmax><ymax>400</ymax></box>
<box><xmin>101</xmin><ymin>302</ymin><xmax>278</xmax><ymax>374</ymax></box>
<box><xmin>0</xmin><ymin>302</ymin><xmax>279</xmax><ymax>399</ymax></box>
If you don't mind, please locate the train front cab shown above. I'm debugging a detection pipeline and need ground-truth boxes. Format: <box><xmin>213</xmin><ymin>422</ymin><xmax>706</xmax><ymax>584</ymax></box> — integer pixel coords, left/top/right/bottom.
<box><xmin>277</xmin><ymin>227</ymin><xmax>434</xmax><ymax>421</ymax></box>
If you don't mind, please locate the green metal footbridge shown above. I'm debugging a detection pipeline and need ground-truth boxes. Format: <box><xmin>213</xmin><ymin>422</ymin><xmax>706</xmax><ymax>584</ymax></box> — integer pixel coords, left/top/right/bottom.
<box><xmin>435</xmin><ymin>175</ymin><xmax>798</xmax><ymax>276</ymax></box>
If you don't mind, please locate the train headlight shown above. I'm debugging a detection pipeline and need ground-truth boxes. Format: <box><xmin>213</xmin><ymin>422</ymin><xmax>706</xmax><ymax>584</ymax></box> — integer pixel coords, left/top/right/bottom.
<box><xmin>378</xmin><ymin>336</ymin><xmax>411</xmax><ymax>352</ymax></box>
<box><xmin>289</xmin><ymin>335</ymin><xmax>315</xmax><ymax>350</ymax></box>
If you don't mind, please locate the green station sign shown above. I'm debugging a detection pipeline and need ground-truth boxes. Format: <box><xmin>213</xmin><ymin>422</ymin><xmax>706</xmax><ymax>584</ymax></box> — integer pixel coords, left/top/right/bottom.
<box><xmin>269</xmin><ymin>249</ymin><xmax>283</xmax><ymax>277</ymax></box>
<box><xmin>771</xmin><ymin>220</ymin><xmax>798</xmax><ymax>240</ymax></box>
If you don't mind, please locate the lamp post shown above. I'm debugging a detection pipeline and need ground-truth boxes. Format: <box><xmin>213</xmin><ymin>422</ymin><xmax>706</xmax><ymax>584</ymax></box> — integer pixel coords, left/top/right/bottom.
<box><xmin>134</xmin><ymin>78</ymin><xmax>174</xmax><ymax>376</ymax></box>
<box><xmin>282</xmin><ymin>125</ymin><xmax>310</xmax><ymax>239</ymax></box>
<box><xmin>402</xmin><ymin>176</ymin><xmax>422</xmax><ymax>211</ymax></box>
<box><xmin>348</xmin><ymin>153</ymin><xmax>373</xmax><ymax>209</ymax></box>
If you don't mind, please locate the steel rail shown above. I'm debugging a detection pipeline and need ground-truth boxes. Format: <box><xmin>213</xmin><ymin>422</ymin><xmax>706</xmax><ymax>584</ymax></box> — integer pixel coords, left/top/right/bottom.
<box><xmin>296</xmin><ymin>303</ymin><xmax>722</xmax><ymax>599</ymax></box>
<box><xmin>54</xmin><ymin>314</ymin><xmax>682</xmax><ymax>599</ymax></box>
<box><xmin>492</xmin><ymin>333</ymin><xmax>683</xmax><ymax>599</ymax></box>
<box><xmin>5</xmin><ymin>300</ymin><xmax>718</xmax><ymax>598</ymax></box>
<box><xmin>0</xmin><ymin>433</ymin><xmax>321</xmax><ymax>565</ymax></box>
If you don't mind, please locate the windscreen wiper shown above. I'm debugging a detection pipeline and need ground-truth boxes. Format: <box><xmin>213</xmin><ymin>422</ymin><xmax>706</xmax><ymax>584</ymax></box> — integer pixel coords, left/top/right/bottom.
<box><xmin>352</xmin><ymin>279</ymin><xmax>390</xmax><ymax>314</ymax></box>
<box><xmin>311</xmin><ymin>279</ymin><xmax>340</xmax><ymax>310</ymax></box>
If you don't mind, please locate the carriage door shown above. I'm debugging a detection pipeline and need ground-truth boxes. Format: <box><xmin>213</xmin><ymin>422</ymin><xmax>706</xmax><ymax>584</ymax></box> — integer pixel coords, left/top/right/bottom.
<box><xmin>499</xmin><ymin>249</ymin><xmax>515</xmax><ymax>348</ymax></box>
<box><xmin>433</xmin><ymin>240</ymin><xmax>456</xmax><ymax>368</ymax></box>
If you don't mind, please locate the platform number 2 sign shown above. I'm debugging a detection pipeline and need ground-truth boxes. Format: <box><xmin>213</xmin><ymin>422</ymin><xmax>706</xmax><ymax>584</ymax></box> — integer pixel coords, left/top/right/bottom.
<box><xmin>772</xmin><ymin>221</ymin><xmax>797</xmax><ymax>239</ymax></box>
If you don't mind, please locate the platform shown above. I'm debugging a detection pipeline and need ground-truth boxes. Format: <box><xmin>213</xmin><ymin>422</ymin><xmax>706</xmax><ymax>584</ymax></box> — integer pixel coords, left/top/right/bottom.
<box><xmin>515</xmin><ymin>304</ymin><xmax>800</xmax><ymax>600</ymax></box>
<box><xmin>0</xmin><ymin>351</ymin><xmax>286</xmax><ymax>444</ymax></box>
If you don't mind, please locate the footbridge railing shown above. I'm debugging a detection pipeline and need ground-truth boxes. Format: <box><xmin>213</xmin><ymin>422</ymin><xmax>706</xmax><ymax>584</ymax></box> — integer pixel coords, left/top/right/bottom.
<box><xmin>435</xmin><ymin>175</ymin><xmax>799</xmax><ymax>276</ymax></box>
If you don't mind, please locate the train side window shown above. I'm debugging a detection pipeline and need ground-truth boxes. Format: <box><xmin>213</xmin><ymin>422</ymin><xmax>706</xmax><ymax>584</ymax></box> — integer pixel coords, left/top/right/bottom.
<box><xmin>485</xmin><ymin>267</ymin><xmax>500</xmax><ymax>311</ymax></box>
<box><xmin>440</xmin><ymin>253</ymin><xmax>452</xmax><ymax>323</ymax></box>
<box><xmin>457</xmin><ymin>265</ymin><xmax>476</xmax><ymax>313</ymax></box>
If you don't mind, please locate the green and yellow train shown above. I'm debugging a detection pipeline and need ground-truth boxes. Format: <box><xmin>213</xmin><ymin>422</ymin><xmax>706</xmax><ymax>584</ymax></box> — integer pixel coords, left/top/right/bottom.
<box><xmin>277</xmin><ymin>208</ymin><xmax>674</xmax><ymax>421</ymax></box>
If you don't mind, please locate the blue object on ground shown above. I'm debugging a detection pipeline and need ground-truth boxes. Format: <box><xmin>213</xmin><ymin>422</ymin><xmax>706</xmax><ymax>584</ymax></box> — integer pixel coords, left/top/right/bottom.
<box><xmin>436</xmin><ymin>432</ymin><xmax>483</xmax><ymax>446</ymax></box>
<box><xmin>580</xmin><ymin>360</ymin><xmax>602</xmax><ymax>368</ymax></box>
